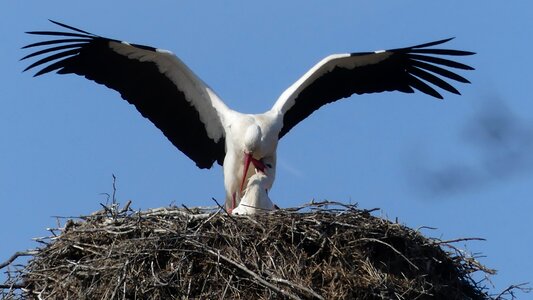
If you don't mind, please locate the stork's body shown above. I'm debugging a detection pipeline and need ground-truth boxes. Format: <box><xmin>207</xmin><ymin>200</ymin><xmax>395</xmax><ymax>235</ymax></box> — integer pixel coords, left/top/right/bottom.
<box><xmin>222</xmin><ymin>110</ymin><xmax>280</xmax><ymax>209</ymax></box>
<box><xmin>22</xmin><ymin>21</ymin><xmax>475</xmax><ymax>211</ymax></box>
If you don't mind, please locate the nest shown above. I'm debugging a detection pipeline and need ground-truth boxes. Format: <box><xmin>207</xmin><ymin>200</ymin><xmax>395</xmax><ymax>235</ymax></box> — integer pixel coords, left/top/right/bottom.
<box><xmin>2</xmin><ymin>201</ymin><xmax>499</xmax><ymax>299</ymax></box>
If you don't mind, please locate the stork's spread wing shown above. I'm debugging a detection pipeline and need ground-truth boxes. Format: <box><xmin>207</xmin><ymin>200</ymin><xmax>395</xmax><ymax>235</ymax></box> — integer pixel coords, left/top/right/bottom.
<box><xmin>272</xmin><ymin>38</ymin><xmax>475</xmax><ymax>138</ymax></box>
<box><xmin>22</xmin><ymin>20</ymin><xmax>228</xmax><ymax>169</ymax></box>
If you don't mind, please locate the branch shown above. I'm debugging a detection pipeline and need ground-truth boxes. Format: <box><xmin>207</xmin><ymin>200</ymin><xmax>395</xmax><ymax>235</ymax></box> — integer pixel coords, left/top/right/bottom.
<box><xmin>0</xmin><ymin>250</ymin><xmax>38</xmax><ymax>270</ymax></box>
<box><xmin>495</xmin><ymin>282</ymin><xmax>532</xmax><ymax>300</ymax></box>
<box><xmin>190</xmin><ymin>241</ymin><xmax>302</xmax><ymax>300</ymax></box>
<box><xmin>269</xmin><ymin>276</ymin><xmax>325</xmax><ymax>300</ymax></box>
<box><xmin>427</xmin><ymin>237</ymin><xmax>486</xmax><ymax>246</ymax></box>
<box><xmin>0</xmin><ymin>283</ymin><xmax>27</xmax><ymax>289</ymax></box>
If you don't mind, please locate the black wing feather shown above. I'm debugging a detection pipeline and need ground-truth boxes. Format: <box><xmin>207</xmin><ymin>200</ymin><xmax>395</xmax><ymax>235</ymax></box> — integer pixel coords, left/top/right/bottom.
<box><xmin>48</xmin><ymin>19</ymin><xmax>94</xmax><ymax>35</ymax></box>
<box><xmin>407</xmin><ymin>66</ymin><xmax>460</xmax><ymax>95</ymax></box>
<box><xmin>407</xmin><ymin>54</ymin><xmax>474</xmax><ymax>70</ymax></box>
<box><xmin>22</xmin><ymin>21</ymin><xmax>225</xmax><ymax>169</ymax></box>
<box><xmin>408</xmin><ymin>48</ymin><xmax>475</xmax><ymax>56</ymax></box>
<box><xmin>410</xmin><ymin>60</ymin><xmax>470</xmax><ymax>83</ymax></box>
<box><xmin>26</xmin><ymin>30</ymin><xmax>93</xmax><ymax>38</ymax></box>
<box><xmin>278</xmin><ymin>38</ymin><xmax>474</xmax><ymax>138</ymax></box>
<box><xmin>407</xmin><ymin>74</ymin><xmax>443</xmax><ymax>99</ymax></box>
<box><xmin>403</xmin><ymin>37</ymin><xmax>455</xmax><ymax>49</ymax></box>
<box><xmin>23</xmin><ymin>48</ymin><xmax>81</xmax><ymax>73</ymax></box>
<box><xmin>21</xmin><ymin>43</ymin><xmax>87</xmax><ymax>61</ymax></box>
<box><xmin>22</xmin><ymin>38</ymin><xmax>91</xmax><ymax>49</ymax></box>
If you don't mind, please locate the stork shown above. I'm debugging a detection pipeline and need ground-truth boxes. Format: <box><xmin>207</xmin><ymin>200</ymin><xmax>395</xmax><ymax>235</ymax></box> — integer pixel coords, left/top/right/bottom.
<box><xmin>233</xmin><ymin>173</ymin><xmax>275</xmax><ymax>215</ymax></box>
<box><xmin>22</xmin><ymin>20</ymin><xmax>474</xmax><ymax>212</ymax></box>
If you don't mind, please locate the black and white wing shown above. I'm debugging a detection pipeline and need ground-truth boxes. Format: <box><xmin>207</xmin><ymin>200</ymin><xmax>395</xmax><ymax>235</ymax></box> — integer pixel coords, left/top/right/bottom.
<box><xmin>272</xmin><ymin>38</ymin><xmax>475</xmax><ymax>138</ymax></box>
<box><xmin>22</xmin><ymin>20</ymin><xmax>228</xmax><ymax>169</ymax></box>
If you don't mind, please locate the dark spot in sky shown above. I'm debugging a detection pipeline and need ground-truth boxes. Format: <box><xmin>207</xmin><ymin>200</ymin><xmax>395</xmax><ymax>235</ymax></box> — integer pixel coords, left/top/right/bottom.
<box><xmin>408</xmin><ymin>98</ymin><xmax>533</xmax><ymax>197</ymax></box>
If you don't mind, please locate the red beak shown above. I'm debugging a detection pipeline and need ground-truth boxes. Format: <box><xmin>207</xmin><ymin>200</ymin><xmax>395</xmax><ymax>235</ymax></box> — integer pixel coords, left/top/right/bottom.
<box><xmin>240</xmin><ymin>152</ymin><xmax>253</xmax><ymax>194</ymax></box>
<box><xmin>239</xmin><ymin>152</ymin><xmax>267</xmax><ymax>196</ymax></box>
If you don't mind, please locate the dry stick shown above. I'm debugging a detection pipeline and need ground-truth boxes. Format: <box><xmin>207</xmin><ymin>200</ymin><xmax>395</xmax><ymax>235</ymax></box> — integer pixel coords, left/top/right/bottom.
<box><xmin>363</xmin><ymin>207</ymin><xmax>380</xmax><ymax>214</ymax></box>
<box><xmin>268</xmin><ymin>275</ymin><xmax>325</xmax><ymax>300</ymax></box>
<box><xmin>119</xmin><ymin>200</ymin><xmax>132</xmax><ymax>214</ymax></box>
<box><xmin>150</xmin><ymin>260</ymin><xmax>169</xmax><ymax>286</ymax></box>
<box><xmin>141</xmin><ymin>207</ymin><xmax>211</xmax><ymax>221</ymax></box>
<box><xmin>495</xmin><ymin>283</ymin><xmax>532</xmax><ymax>300</ymax></box>
<box><xmin>0</xmin><ymin>283</ymin><xmax>27</xmax><ymax>289</ymax></box>
<box><xmin>194</xmin><ymin>211</ymin><xmax>222</xmax><ymax>235</ymax></box>
<box><xmin>0</xmin><ymin>250</ymin><xmax>39</xmax><ymax>270</ymax></box>
<box><xmin>308</xmin><ymin>238</ymin><xmax>327</xmax><ymax>260</ymax></box>
<box><xmin>416</xmin><ymin>225</ymin><xmax>438</xmax><ymax>232</ymax></box>
<box><xmin>192</xmin><ymin>242</ymin><xmax>303</xmax><ymax>300</ymax></box>
<box><xmin>181</xmin><ymin>204</ymin><xmax>194</xmax><ymax>214</ymax></box>
<box><xmin>111</xmin><ymin>174</ymin><xmax>118</xmax><ymax>205</ymax></box>
<box><xmin>428</xmin><ymin>237</ymin><xmax>486</xmax><ymax>245</ymax></box>
<box><xmin>265</xmin><ymin>270</ymin><xmax>324</xmax><ymax>300</ymax></box>
<box><xmin>211</xmin><ymin>198</ymin><xmax>240</xmax><ymax>226</ymax></box>
<box><xmin>211</xmin><ymin>197</ymin><xmax>230</xmax><ymax>215</ymax></box>
<box><xmin>439</xmin><ymin>242</ymin><xmax>497</xmax><ymax>275</ymax></box>
<box><xmin>221</xmin><ymin>274</ymin><xmax>233</xmax><ymax>299</ymax></box>
<box><xmin>109</xmin><ymin>260</ymin><xmax>129</xmax><ymax>300</ymax></box>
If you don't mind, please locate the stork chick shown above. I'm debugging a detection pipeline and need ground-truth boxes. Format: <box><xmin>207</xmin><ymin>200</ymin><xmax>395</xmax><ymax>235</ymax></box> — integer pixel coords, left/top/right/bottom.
<box><xmin>232</xmin><ymin>172</ymin><xmax>275</xmax><ymax>215</ymax></box>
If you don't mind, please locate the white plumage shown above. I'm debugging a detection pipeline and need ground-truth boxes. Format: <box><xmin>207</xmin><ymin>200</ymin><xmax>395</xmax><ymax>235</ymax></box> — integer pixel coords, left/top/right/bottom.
<box><xmin>232</xmin><ymin>173</ymin><xmax>275</xmax><ymax>215</ymax></box>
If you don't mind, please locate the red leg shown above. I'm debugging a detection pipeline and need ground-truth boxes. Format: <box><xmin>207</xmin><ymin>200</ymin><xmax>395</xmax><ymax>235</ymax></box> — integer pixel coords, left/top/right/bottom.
<box><xmin>227</xmin><ymin>192</ymin><xmax>236</xmax><ymax>214</ymax></box>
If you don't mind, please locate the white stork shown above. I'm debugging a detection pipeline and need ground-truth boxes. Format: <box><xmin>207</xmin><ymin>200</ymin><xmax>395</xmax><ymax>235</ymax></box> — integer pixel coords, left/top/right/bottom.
<box><xmin>22</xmin><ymin>20</ymin><xmax>474</xmax><ymax>212</ymax></box>
<box><xmin>232</xmin><ymin>173</ymin><xmax>275</xmax><ymax>215</ymax></box>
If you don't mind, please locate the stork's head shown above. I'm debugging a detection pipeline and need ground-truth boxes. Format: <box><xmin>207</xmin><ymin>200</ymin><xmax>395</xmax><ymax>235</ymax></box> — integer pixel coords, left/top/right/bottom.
<box><xmin>240</xmin><ymin>124</ymin><xmax>266</xmax><ymax>193</ymax></box>
<box><xmin>243</xmin><ymin>124</ymin><xmax>262</xmax><ymax>154</ymax></box>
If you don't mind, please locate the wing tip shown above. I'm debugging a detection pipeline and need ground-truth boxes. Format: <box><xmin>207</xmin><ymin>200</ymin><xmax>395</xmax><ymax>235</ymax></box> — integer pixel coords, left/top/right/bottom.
<box><xmin>411</xmin><ymin>37</ymin><xmax>454</xmax><ymax>49</ymax></box>
<box><xmin>48</xmin><ymin>19</ymin><xmax>93</xmax><ymax>35</ymax></box>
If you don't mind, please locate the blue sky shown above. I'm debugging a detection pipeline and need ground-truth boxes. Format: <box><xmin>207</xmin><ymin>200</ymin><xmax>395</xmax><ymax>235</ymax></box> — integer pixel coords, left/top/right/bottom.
<box><xmin>1</xmin><ymin>1</ymin><xmax>532</xmax><ymax>295</ymax></box>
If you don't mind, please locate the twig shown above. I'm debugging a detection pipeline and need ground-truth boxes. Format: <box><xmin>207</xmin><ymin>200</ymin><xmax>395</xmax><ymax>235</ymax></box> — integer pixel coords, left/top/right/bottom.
<box><xmin>119</xmin><ymin>200</ymin><xmax>132</xmax><ymax>214</ymax></box>
<box><xmin>427</xmin><ymin>237</ymin><xmax>486</xmax><ymax>246</ymax></box>
<box><xmin>269</xmin><ymin>276</ymin><xmax>325</xmax><ymax>300</ymax></box>
<box><xmin>211</xmin><ymin>197</ymin><xmax>229</xmax><ymax>215</ymax></box>
<box><xmin>181</xmin><ymin>204</ymin><xmax>194</xmax><ymax>214</ymax></box>
<box><xmin>141</xmin><ymin>207</ymin><xmax>211</xmax><ymax>220</ymax></box>
<box><xmin>211</xmin><ymin>197</ymin><xmax>239</xmax><ymax>226</ymax></box>
<box><xmin>416</xmin><ymin>226</ymin><xmax>438</xmax><ymax>232</ymax></box>
<box><xmin>363</xmin><ymin>207</ymin><xmax>380</xmax><ymax>214</ymax></box>
<box><xmin>495</xmin><ymin>282</ymin><xmax>531</xmax><ymax>300</ymax></box>
<box><xmin>191</xmin><ymin>241</ymin><xmax>302</xmax><ymax>300</ymax></box>
<box><xmin>0</xmin><ymin>250</ymin><xmax>38</xmax><ymax>270</ymax></box>
<box><xmin>221</xmin><ymin>274</ymin><xmax>233</xmax><ymax>299</ymax></box>
<box><xmin>111</xmin><ymin>173</ymin><xmax>118</xmax><ymax>205</ymax></box>
<box><xmin>0</xmin><ymin>283</ymin><xmax>27</xmax><ymax>289</ymax></box>
<box><xmin>150</xmin><ymin>260</ymin><xmax>169</xmax><ymax>286</ymax></box>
